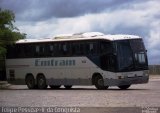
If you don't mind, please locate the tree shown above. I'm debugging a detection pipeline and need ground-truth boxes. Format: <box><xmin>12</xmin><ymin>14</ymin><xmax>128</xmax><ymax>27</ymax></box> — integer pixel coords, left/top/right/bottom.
<box><xmin>0</xmin><ymin>8</ymin><xmax>26</xmax><ymax>57</ymax></box>
<box><xmin>0</xmin><ymin>8</ymin><xmax>26</xmax><ymax>80</ymax></box>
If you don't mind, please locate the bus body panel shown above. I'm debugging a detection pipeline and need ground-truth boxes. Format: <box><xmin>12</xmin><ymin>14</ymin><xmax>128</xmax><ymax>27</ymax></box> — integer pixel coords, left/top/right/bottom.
<box><xmin>6</xmin><ymin>57</ymin><xmax>149</xmax><ymax>86</ymax></box>
<box><xmin>6</xmin><ymin>57</ymin><xmax>99</xmax><ymax>85</ymax></box>
<box><xmin>103</xmin><ymin>70</ymin><xmax>149</xmax><ymax>86</ymax></box>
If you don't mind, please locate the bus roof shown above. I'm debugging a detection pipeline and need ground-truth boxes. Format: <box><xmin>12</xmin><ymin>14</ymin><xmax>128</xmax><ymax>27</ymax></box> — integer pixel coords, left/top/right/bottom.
<box><xmin>16</xmin><ymin>32</ymin><xmax>141</xmax><ymax>44</ymax></box>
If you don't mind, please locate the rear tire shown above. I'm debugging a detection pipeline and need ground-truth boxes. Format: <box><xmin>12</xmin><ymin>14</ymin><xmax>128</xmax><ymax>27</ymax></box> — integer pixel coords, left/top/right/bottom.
<box><xmin>25</xmin><ymin>75</ymin><xmax>35</xmax><ymax>89</ymax></box>
<box><xmin>64</xmin><ymin>85</ymin><xmax>72</xmax><ymax>89</ymax></box>
<box><xmin>95</xmin><ymin>76</ymin><xmax>106</xmax><ymax>90</ymax></box>
<box><xmin>118</xmin><ymin>85</ymin><xmax>131</xmax><ymax>90</ymax></box>
<box><xmin>37</xmin><ymin>74</ymin><xmax>47</xmax><ymax>89</ymax></box>
<box><xmin>50</xmin><ymin>85</ymin><xmax>61</xmax><ymax>89</ymax></box>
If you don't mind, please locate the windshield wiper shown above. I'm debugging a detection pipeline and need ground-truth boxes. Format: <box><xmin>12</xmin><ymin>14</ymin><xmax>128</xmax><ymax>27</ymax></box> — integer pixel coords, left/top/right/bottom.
<box><xmin>120</xmin><ymin>64</ymin><xmax>134</xmax><ymax>71</ymax></box>
<box><xmin>128</xmin><ymin>64</ymin><xmax>134</xmax><ymax>70</ymax></box>
<box><xmin>136</xmin><ymin>65</ymin><xmax>148</xmax><ymax>70</ymax></box>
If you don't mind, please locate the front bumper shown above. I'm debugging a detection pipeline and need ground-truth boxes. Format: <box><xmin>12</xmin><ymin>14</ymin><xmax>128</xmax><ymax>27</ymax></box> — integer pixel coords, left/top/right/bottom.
<box><xmin>104</xmin><ymin>75</ymin><xmax>149</xmax><ymax>86</ymax></box>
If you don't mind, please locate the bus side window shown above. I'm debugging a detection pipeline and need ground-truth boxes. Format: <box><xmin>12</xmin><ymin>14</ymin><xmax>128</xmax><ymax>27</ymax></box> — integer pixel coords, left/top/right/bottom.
<box><xmin>71</xmin><ymin>43</ymin><xmax>75</xmax><ymax>56</ymax></box>
<box><xmin>28</xmin><ymin>44</ymin><xmax>34</xmax><ymax>58</ymax></box>
<box><xmin>45</xmin><ymin>44</ymin><xmax>50</xmax><ymax>57</ymax></box>
<box><xmin>59</xmin><ymin>43</ymin><xmax>63</xmax><ymax>56</ymax></box>
<box><xmin>79</xmin><ymin>43</ymin><xmax>85</xmax><ymax>55</ymax></box>
<box><xmin>49</xmin><ymin>44</ymin><xmax>55</xmax><ymax>57</ymax></box>
<box><xmin>89</xmin><ymin>43</ymin><xmax>94</xmax><ymax>54</ymax></box>
<box><xmin>16</xmin><ymin>44</ymin><xmax>24</xmax><ymax>58</ymax></box>
<box><xmin>35</xmin><ymin>44</ymin><xmax>45</xmax><ymax>57</ymax></box>
<box><xmin>86</xmin><ymin>42</ymin><xmax>98</xmax><ymax>55</ymax></box>
<box><xmin>62</xmin><ymin>43</ymin><xmax>67</xmax><ymax>55</ymax></box>
<box><xmin>35</xmin><ymin>45</ymin><xmax>40</xmax><ymax>57</ymax></box>
<box><xmin>53</xmin><ymin>43</ymin><xmax>63</xmax><ymax>57</ymax></box>
<box><xmin>53</xmin><ymin>43</ymin><xmax>59</xmax><ymax>56</ymax></box>
<box><xmin>101</xmin><ymin>42</ymin><xmax>112</xmax><ymax>55</ymax></box>
<box><xmin>62</xmin><ymin>43</ymin><xmax>71</xmax><ymax>56</ymax></box>
<box><xmin>72</xmin><ymin>43</ymin><xmax>78</xmax><ymax>56</ymax></box>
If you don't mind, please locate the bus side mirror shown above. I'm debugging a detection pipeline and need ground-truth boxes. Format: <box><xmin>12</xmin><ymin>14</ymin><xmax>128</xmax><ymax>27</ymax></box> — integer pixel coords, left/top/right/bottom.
<box><xmin>146</xmin><ymin>50</ymin><xmax>147</xmax><ymax>52</ymax></box>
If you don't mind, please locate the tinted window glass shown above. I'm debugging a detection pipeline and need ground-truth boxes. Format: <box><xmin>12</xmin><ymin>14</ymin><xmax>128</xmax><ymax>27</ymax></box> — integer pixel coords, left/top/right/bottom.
<box><xmin>101</xmin><ymin>41</ymin><xmax>113</xmax><ymax>55</ymax></box>
<box><xmin>7</xmin><ymin>40</ymin><xmax>100</xmax><ymax>58</ymax></box>
<box><xmin>116</xmin><ymin>40</ymin><xmax>134</xmax><ymax>71</ymax></box>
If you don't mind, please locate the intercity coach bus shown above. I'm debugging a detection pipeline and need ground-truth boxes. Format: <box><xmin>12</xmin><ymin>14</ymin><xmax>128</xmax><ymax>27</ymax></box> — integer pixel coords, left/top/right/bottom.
<box><xmin>6</xmin><ymin>32</ymin><xmax>149</xmax><ymax>89</ymax></box>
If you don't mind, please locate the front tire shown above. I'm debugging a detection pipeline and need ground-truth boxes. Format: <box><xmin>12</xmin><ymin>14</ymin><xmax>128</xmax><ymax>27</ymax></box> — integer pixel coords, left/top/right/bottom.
<box><xmin>95</xmin><ymin>76</ymin><xmax>106</xmax><ymax>90</ymax></box>
<box><xmin>118</xmin><ymin>85</ymin><xmax>131</xmax><ymax>90</ymax></box>
<box><xmin>25</xmin><ymin>75</ymin><xmax>35</xmax><ymax>89</ymax></box>
<box><xmin>37</xmin><ymin>74</ymin><xmax>47</xmax><ymax>89</ymax></box>
<box><xmin>64</xmin><ymin>85</ymin><xmax>72</xmax><ymax>89</ymax></box>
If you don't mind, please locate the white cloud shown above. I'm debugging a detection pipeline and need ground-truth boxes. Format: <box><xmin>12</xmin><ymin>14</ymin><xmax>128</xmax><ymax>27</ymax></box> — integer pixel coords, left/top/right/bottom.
<box><xmin>16</xmin><ymin>5</ymin><xmax>156</xmax><ymax>38</ymax></box>
<box><xmin>15</xmin><ymin>0</ymin><xmax>160</xmax><ymax>64</ymax></box>
<box><xmin>147</xmin><ymin>21</ymin><xmax>160</xmax><ymax>49</ymax></box>
<box><xmin>147</xmin><ymin>21</ymin><xmax>160</xmax><ymax>64</ymax></box>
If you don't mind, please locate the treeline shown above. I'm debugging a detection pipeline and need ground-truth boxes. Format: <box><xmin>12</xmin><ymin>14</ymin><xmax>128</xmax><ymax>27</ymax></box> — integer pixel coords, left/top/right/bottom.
<box><xmin>149</xmin><ymin>65</ymin><xmax>160</xmax><ymax>75</ymax></box>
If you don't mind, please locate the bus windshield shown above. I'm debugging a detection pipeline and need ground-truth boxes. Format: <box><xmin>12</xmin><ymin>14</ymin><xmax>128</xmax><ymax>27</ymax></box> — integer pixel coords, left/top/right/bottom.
<box><xmin>116</xmin><ymin>39</ymin><xmax>148</xmax><ymax>72</ymax></box>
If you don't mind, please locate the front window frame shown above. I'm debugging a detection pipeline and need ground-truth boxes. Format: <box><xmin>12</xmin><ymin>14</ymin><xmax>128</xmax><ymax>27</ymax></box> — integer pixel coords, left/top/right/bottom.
<box><xmin>115</xmin><ymin>39</ymin><xmax>148</xmax><ymax>72</ymax></box>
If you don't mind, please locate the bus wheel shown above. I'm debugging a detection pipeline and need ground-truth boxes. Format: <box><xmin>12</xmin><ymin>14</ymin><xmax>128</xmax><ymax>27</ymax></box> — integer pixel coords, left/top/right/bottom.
<box><xmin>25</xmin><ymin>75</ymin><xmax>35</xmax><ymax>89</ymax></box>
<box><xmin>64</xmin><ymin>85</ymin><xmax>72</xmax><ymax>89</ymax></box>
<box><xmin>95</xmin><ymin>76</ymin><xmax>105</xmax><ymax>90</ymax></box>
<box><xmin>37</xmin><ymin>74</ymin><xmax>47</xmax><ymax>89</ymax></box>
<box><xmin>50</xmin><ymin>85</ymin><xmax>61</xmax><ymax>89</ymax></box>
<box><xmin>118</xmin><ymin>85</ymin><xmax>131</xmax><ymax>90</ymax></box>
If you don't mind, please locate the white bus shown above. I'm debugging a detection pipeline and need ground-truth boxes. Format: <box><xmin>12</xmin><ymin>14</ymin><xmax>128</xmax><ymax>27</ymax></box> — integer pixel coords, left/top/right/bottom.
<box><xmin>6</xmin><ymin>32</ymin><xmax>149</xmax><ymax>89</ymax></box>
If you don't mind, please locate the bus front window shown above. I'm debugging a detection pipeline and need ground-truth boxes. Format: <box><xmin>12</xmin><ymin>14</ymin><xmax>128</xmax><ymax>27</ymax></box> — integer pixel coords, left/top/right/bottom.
<box><xmin>116</xmin><ymin>39</ymin><xmax>148</xmax><ymax>72</ymax></box>
<box><xmin>116</xmin><ymin>40</ymin><xmax>134</xmax><ymax>72</ymax></box>
<box><xmin>130</xmin><ymin>39</ymin><xmax>148</xmax><ymax>70</ymax></box>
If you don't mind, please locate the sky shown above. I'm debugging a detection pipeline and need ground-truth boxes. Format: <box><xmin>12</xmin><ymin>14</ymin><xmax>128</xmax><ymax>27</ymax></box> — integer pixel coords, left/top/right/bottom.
<box><xmin>0</xmin><ymin>0</ymin><xmax>160</xmax><ymax>64</ymax></box>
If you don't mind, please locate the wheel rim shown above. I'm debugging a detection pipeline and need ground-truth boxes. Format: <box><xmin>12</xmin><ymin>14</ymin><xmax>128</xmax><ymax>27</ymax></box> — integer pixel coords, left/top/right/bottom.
<box><xmin>26</xmin><ymin>76</ymin><xmax>35</xmax><ymax>89</ymax></box>
<box><xmin>39</xmin><ymin>78</ymin><xmax>45</xmax><ymax>86</ymax></box>
<box><xmin>28</xmin><ymin>79</ymin><xmax>33</xmax><ymax>87</ymax></box>
<box><xmin>95</xmin><ymin>76</ymin><xmax>106</xmax><ymax>90</ymax></box>
<box><xmin>37</xmin><ymin>75</ymin><xmax>47</xmax><ymax>89</ymax></box>
<box><xmin>97</xmin><ymin>78</ymin><xmax>103</xmax><ymax>86</ymax></box>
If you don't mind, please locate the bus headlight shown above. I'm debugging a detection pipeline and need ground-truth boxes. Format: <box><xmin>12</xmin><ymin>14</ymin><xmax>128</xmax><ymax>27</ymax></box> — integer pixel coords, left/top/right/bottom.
<box><xmin>118</xmin><ymin>76</ymin><xmax>124</xmax><ymax>79</ymax></box>
<box><xmin>145</xmin><ymin>73</ymin><xmax>149</xmax><ymax>76</ymax></box>
<box><xmin>144</xmin><ymin>70</ymin><xmax>149</xmax><ymax>76</ymax></box>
